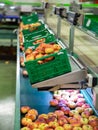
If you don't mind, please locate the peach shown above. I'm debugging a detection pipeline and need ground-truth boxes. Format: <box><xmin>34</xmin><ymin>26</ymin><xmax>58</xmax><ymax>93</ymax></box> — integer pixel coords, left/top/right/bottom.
<box><xmin>63</xmin><ymin>124</ymin><xmax>73</xmax><ymax>130</ymax></box>
<box><xmin>35</xmin><ymin>53</ymin><xmax>43</xmax><ymax>59</ymax></box>
<box><xmin>58</xmin><ymin>116</ymin><xmax>68</xmax><ymax>126</ymax></box>
<box><xmin>89</xmin><ymin>118</ymin><xmax>98</xmax><ymax>127</ymax></box>
<box><xmin>82</xmin><ymin>124</ymin><xmax>93</xmax><ymax>130</ymax></box>
<box><xmin>48</xmin><ymin>121</ymin><xmax>59</xmax><ymax>129</ymax></box>
<box><xmin>81</xmin><ymin>117</ymin><xmax>89</xmax><ymax>125</ymax></box>
<box><xmin>75</xmin><ymin>107</ymin><xmax>84</xmax><ymax>114</ymax></box>
<box><xmin>45</xmin><ymin>47</ymin><xmax>54</xmax><ymax>54</ymax></box>
<box><xmin>21</xmin><ymin>117</ymin><xmax>32</xmax><ymax>126</ymax></box>
<box><xmin>49</xmin><ymin>99</ymin><xmax>59</xmax><ymax>107</ymax></box>
<box><xmin>69</xmin><ymin>110</ymin><xmax>79</xmax><ymax>117</ymax></box>
<box><xmin>20</xmin><ymin>106</ymin><xmax>30</xmax><ymax>114</ymax></box>
<box><xmin>67</xmin><ymin>101</ymin><xmax>76</xmax><ymax>109</ymax></box>
<box><xmin>28</xmin><ymin>109</ymin><xmax>38</xmax><ymax>116</ymax></box>
<box><xmin>54</xmin><ymin>110</ymin><xmax>64</xmax><ymax>118</ymax></box>
<box><xmin>25</xmin><ymin>113</ymin><xmax>36</xmax><ymax>121</ymax></box>
<box><xmin>25</xmin><ymin>48</ymin><xmax>32</xmax><ymax>56</ymax></box>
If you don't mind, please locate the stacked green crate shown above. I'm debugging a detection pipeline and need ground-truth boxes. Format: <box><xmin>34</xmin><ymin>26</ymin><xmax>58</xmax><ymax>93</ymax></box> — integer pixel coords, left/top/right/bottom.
<box><xmin>24</xmin><ymin>34</ymin><xmax>56</xmax><ymax>49</ymax></box>
<box><xmin>21</xmin><ymin>12</ymin><xmax>71</xmax><ymax>85</ymax></box>
<box><xmin>83</xmin><ymin>15</ymin><xmax>98</xmax><ymax>35</ymax></box>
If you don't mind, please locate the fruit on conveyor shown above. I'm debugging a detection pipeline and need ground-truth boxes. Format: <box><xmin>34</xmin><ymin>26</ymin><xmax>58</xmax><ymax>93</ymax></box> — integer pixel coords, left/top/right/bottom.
<box><xmin>21</xmin><ymin>106</ymin><xmax>31</xmax><ymax>114</ymax></box>
<box><xmin>20</xmin><ymin>90</ymin><xmax>98</xmax><ymax>130</ymax></box>
<box><xmin>22</xmin><ymin>70</ymin><xmax>28</xmax><ymax>77</ymax></box>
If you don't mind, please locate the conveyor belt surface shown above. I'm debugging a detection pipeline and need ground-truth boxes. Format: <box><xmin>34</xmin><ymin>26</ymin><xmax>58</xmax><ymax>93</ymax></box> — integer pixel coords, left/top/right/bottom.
<box><xmin>20</xmin><ymin>68</ymin><xmax>56</xmax><ymax>114</ymax></box>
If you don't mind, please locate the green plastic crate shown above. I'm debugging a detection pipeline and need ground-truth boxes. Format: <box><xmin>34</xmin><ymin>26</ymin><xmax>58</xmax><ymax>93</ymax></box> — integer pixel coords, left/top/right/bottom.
<box><xmin>24</xmin><ymin>34</ymin><xmax>56</xmax><ymax>49</ymax></box>
<box><xmin>21</xmin><ymin>12</ymin><xmax>39</xmax><ymax>25</ymax></box>
<box><xmin>83</xmin><ymin>15</ymin><xmax>98</xmax><ymax>35</ymax></box>
<box><xmin>25</xmin><ymin>49</ymin><xmax>71</xmax><ymax>84</ymax></box>
<box><xmin>22</xmin><ymin>23</ymin><xmax>45</xmax><ymax>36</ymax></box>
<box><xmin>24</xmin><ymin>29</ymin><xmax>51</xmax><ymax>42</ymax></box>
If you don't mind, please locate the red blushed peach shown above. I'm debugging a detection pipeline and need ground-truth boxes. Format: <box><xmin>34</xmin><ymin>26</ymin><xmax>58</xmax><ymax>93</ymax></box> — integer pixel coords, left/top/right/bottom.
<box><xmin>60</xmin><ymin>106</ymin><xmax>70</xmax><ymax>115</ymax></box>
<box><xmin>89</xmin><ymin>118</ymin><xmax>98</xmax><ymax>127</ymax></box>
<box><xmin>84</xmin><ymin>108</ymin><xmax>93</xmax><ymax>115</ymax></box>
<box><xmin>48</xmin><ymin>112</ymin><xmax>57</xmax><ymax>118</ymax></box>
<box><xmin>46</xmin><ymin>116</ymin><xmax>57</xmax><ymax>124</ymax></box>
<box><xmin>58</xmin><ymin>116</ymin><xmax>68</xmax><ymax>126</ymax></box>
<box><xmin>82</xmin><ymin>103</ymin><xmax>90</xmax><ymax>109</ymax></box>
<box><xmin>49</xmin><ymin>99</ymin><xmax>58</xmax><ymax>107</ymax></box>
<box><xmin>35</xmin><ymin>117</ymin><xmax>47</xmax><ymax>125</ymax></box>
<box><xmin>27</xmin><ymin>122</ymin><xmax>38</xmax><ymax>129</ymax></box>
<box><xmin>54</xmin><ymin>110</ymin><xmax>64</xmax><ymax>118</ymax></box>
<box><xmin>20</xmin><ymin>106</ymin><xmax>31</xmax><ymax>114</ymax></box>
<box><xmin>48</xmin><ymin>121</ymin><xmax>59</xmax><ymax>129</ymax></box>
<box><xmin>28</xmin><ymin>109</ymin><xmax>38</xmax><ymax>116</ymax></box>
<box><xmin>25</xmin><ymin>113</ymin><xmax>36</xmax><ymax>121</ymax></box>
<box><xmin>21</xmin><ymin>117</ymin><xmax>32</xmax><ymax>126</ymax></box>
<box><xmin>94</xmin><ymin>126</ymin><xmax>98</xmax><ymax>130</ymax></box>
<box><xmin>68</xmin><ymin>117</ymin><xmax>82</xmax><ymax>127</ymax></box>
<box><xmin>81</xmin><ymin>111</ymin><xmax>91</xmax><ymax>118</ymax></box>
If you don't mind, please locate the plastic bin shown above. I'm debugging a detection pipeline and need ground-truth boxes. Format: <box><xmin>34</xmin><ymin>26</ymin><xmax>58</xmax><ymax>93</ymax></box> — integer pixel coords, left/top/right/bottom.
<box><xmin>24</xmin><ymin>34</ymin><xmax>56</xmax><ymax>49</ymax></box>
<box><xmin>25</xmin><ymin>49</ymin><xmax>71</xmax><ymax>84</ymax></box>
<box><xmin>22</xmin><ymin>23</ymin><xmax>45</xmax><ymax>36</ymax></box>
<box><xmin>21</xmin><ymin>12</ymin><xmax>39</xmax><ymax>25</ymax></box>
<box><xmin>24</xmin><ymin>29</ymin><xmax>51</xmax><ymax>42</ymax></box>
<box><xmin>83</xmin><ymin>15</ymin><xmax>98</xmax><ymax>35</ymax></box>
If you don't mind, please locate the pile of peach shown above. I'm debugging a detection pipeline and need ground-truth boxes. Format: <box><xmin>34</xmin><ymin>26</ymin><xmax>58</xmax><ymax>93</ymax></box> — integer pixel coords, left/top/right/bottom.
<box><xmin>19</xmin><ymin>22</ymin><xmax>41</xmax><ymax>31</ymax></box>
<box><xmin>25</xmin><ymin>43</ymin><xmax>61</xmax><ymax>63</ymax></box>
<box><xmin>20</xmin><ymin>90</ymin><xmax>98</xmax><ymax>130</ymax></box>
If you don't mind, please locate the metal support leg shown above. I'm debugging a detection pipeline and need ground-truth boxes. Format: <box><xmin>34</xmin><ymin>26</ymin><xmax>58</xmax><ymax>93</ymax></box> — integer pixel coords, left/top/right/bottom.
<box><xmin>57</xmin><ymin>16</ymin><xmax>61</xmax><ymax>38</ymax></box>
<box><xmin>69</xmin><ymin>25</ymin><xmax>75</xmax><ymax>55</ymax></box>
<box><xmin>44</xmin><ymin>8</ymin><xmax>47</xmax><ymax>23</ymax></box>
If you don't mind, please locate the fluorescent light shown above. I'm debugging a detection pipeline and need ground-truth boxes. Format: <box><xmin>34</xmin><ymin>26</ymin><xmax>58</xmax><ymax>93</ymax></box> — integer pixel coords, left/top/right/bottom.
<box><xmin>0</xmin><ymin>3</ymin><xmax>5</xmax><ymax>7</ymax></box>
<box><xmin>10</xmin><ymin>6</ymin><xmax>15</xmax><ymax>10</ymax></box>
